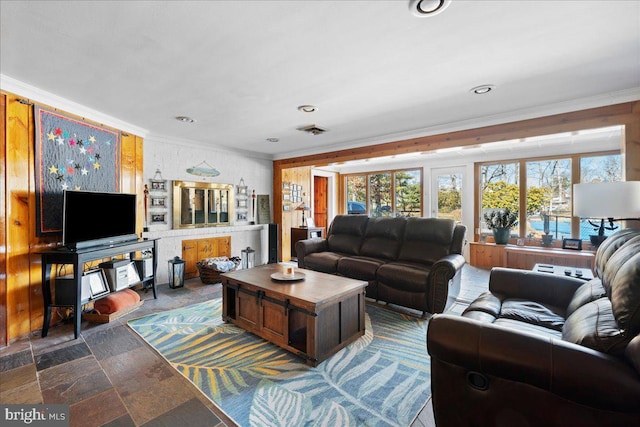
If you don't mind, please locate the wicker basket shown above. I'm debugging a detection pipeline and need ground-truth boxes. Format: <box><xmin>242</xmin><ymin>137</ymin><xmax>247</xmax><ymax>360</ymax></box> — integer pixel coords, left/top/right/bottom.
<box><xmin>197</xmin><ymin>257</ymin><xmax>241</xmax><ymax>284</ymax></box>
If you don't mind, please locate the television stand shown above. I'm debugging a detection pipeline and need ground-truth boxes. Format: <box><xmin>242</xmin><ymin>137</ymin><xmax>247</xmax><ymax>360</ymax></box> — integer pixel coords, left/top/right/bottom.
<box><xmin>38</xmin><ymin>238</ymin><xmax>159</xmax><ymax>339</ymax></box>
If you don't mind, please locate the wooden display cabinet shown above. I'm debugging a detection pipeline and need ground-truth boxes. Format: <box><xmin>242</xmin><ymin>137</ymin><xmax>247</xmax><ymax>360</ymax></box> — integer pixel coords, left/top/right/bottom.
<box><xmin>469</xmin><ymin>242</ymin><xmax>506</xmax><ymax>269</ymax></box>
<box><xmin>182</xmin><ymin>236</ymin><xmax>231</xmax><ymax>279</ymax></box>
<box><xmin>469</xmin><ymin>242</ymin><xmax>595</xmax><ymax>272</ymax></box>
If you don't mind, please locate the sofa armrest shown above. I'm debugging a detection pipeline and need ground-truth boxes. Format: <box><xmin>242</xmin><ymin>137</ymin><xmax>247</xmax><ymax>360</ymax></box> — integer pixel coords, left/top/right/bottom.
<box><xmin>488</xmin><ymin>267</ymin><xmax>585</xmax><ymax>308</ymax></box>
<box><xmin>427</xmin><ymin>314</ymin><xmax>640</xmax><ymax>412</ymax></box>
<box><xmin>428</xmin><ymin>254</ymin><xmax>466</xmax><ymax>313</ymax></box>
<box><xmin>295</xmin><ymin>238</ymin><xmax>328</xmax><ymax>268</ymax></box>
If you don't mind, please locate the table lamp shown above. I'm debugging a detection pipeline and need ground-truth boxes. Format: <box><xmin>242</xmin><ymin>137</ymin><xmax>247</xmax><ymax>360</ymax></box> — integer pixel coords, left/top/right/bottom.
<box><xmin>573</xmin><ymin>181</ymin><xmax>640</xmax><ymax>246</ymax></box>
<box><xmin>295</xmin><ymin>202</ymin><xmax>311</xmax><ymax>227</ymax></box>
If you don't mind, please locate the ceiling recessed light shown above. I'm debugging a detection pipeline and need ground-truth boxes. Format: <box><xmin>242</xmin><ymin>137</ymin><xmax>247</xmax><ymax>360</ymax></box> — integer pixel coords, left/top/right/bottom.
<box><xmin>266</xmin><ymin>138</ymin><xmax>279</xmax><ymax>143</ymax></box>
<box><xmin>297</xmin><ymin>105</ymin><xmax>318</xmax><ymax>113</ymax></box>
<box><xmin>175</xmin><ymin>116</ymin><xmax>196</xmax><ymax>123</ymax></box>
<box><xmin>470</xmin><ymin>85</ymin><xmax>495</xmax><ymax>95</ymax></box>
<box><xmin>409</xmin><ymin>0</ymin><xmax>451</xmax><ymax>17</ymax></box>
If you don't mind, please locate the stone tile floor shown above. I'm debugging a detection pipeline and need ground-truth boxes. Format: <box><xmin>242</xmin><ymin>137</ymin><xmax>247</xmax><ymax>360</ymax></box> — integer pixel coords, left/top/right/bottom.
<box><xmin>0</xmin><ymin>265</ymin><xmax>489</xmax><ymax>427</ymax></box>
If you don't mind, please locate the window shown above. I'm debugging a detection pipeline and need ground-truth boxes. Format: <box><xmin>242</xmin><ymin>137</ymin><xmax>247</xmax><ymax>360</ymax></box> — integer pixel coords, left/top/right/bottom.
<box><xmin>346</xmin><ymin>175</ymin><xmax>367</xmax><ymax>214</ymax></box>
<box><xmin>436</xmin><ymin>172</ymin><xmax>463</xmax><ymax>222</ymax></box>
<box><xmin>526</xmin><ymin>158</ymin><xmax>572</xmax><ymax>240</ymax></box>
<box><xmin>478</xmin><ymin>149</ymin><xmax>622</xmax><ymax>242</ymax></box>
<box><xmin>396</xmin><ymin>170</ymin><xmax>422</xmax><ymax>217</ymax></box>
<box><xmin>480</xmin><ymin>162</ymin><xmax>520</xmax><ymax>235</ymax></box>
<box><xmin>345</xmin><ymin>169</ymin><xmax>422</xmax><ymax>217</ymax></box>
<box><xmin>579</xmin><ymin>154</ymin><xmax>623</xmax><ymax>240</ymax></box>
<box><xmin>369</xmin><ymin>173</ymin><xmax>392</xmax><ymax>217</ymax></box>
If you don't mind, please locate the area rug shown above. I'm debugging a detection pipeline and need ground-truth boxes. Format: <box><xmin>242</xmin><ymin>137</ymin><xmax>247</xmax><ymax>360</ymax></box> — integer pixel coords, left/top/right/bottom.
<box><xmin>128</xmin><ymin>299</ymin><xmax>430</xmax><ymax>426</ymax></box>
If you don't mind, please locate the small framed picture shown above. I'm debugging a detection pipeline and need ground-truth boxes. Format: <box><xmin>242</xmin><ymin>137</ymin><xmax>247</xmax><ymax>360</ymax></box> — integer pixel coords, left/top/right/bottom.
<box><xmin>516</xmin><ymin>238</ymin><xmax>525</xmax><ymax>246</ymax></box>
<box><xmin>150</xmin><ymin>180</ymin><xmax>166</xmax><ymax>192</ymax></box>
<box><xmin>237</xmin><ymin>185</ymin><xmax>247</xmax><ymax>195</ymax></box>
<box><xmin>150</xmin><ymin>196</ymin><xmax>166</xmax><ymax>207</ymax></box>
<box><xmin>283</xmin><ymin>204</ymin><xmax>291</xmax><ymax>211</ymax></box>
<box><xmin>562</xmin><ymin>238</ymin><xmax>582</xmax><ymax>250</ymax></box>
<box><xmin>237</xmin><ymin>199</ymin><xmax>248</xmax><ymax>208</ymax></box>
<box><xmin>283</xmin><ymin>194</ymin><xmax>290</xmax><ymax>201</ymax></box>
<box><xmin>151</xmin><ymin>213</ymin><xmax>166</xmax><ymax>224</ymax></box>
<box><xmin>283</xmin><ymin>182</ymin><xmax>290</xmax><ymax>190</ymax></box>
<box><xmin>85</xmin><ymin>269</ymin><xmax>109</xmax><ymax>299</ymax></box>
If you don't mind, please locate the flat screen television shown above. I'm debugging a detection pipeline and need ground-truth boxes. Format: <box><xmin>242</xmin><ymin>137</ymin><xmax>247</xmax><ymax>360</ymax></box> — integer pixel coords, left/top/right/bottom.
<box><xmin>62</xmin><ymin>190</ymin><xmax>138</xmax><ymax>250</ymax></box>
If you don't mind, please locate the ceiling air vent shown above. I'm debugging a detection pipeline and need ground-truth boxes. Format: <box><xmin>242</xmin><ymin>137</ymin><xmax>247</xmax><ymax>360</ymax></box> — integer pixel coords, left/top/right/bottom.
<box><xmin>298</xmin><ymin>124</ymin><xmax>327</xmax><ymax>135</ymax></box>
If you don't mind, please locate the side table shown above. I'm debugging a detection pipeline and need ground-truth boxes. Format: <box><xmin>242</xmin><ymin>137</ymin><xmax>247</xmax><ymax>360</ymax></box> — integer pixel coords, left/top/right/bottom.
<box><xmin>291</xmin><ymin>227</ymin><xmax>324</xmax><ymax>260</ymax></box>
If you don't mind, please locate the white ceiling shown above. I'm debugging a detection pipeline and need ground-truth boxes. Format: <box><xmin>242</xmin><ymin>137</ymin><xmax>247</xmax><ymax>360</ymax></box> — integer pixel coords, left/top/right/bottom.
<box><xmin>1</xmin><ymin>0</ymin><xmax>639</xmax><ymax>160</ymax></box>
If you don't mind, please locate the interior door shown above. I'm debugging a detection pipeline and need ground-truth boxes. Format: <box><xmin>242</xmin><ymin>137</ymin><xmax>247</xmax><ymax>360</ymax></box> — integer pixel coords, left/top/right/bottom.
<box><xmin>314</xmin><ymin>175</ymin><xmax>328</xmax><ymax>229</ymax></box>
<box><xmin>431</xmin><ymin>168</ymin><xmax>464</xmax><ymax>223</ymax></box>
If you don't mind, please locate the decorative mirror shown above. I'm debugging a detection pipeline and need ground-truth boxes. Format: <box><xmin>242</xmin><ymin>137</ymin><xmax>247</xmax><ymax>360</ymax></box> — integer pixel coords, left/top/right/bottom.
<box><xmin>173</xmin><ymin>181</ymin><xmax>234</xmax><ymax>228</ymax></box>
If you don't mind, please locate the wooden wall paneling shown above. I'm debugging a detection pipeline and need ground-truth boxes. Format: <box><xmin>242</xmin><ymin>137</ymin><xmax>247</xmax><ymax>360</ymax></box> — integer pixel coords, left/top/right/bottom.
<box><xmin>6</xmin><ymin>95</ymin><xmax>32</xmax><ymax>340</ymax></box>
<box><xmin>623</xmin><ymin>105</ymin><xmax>640</xmax><ymax>230</ymax></box>
<box><xmin>120</xmin><ymin>133</ymin><xmax>136</xmax><ymax>194</ymax></box>
<box><xmin>279</xmin><ymin>166</ymin><xmax>312</xmax><ymax>261</ymax></box>
<box><xmin>27</xmin><ymin>97</ymin><xmax>52</xmax><ymax>334</ymax></box>
<box><xmin>135</xmin><ymin>135</ymin><xmax>145</xmax><ymax>236</ymax></box>
<box><xmin>273</xmin><ymin>164</ymin><xmax>283</xmax><ymax>261</ymax></box>
<box><xmin>1</xmin><ymin>93</ymin><xmax>7</xmax><ymax>346</ymax></box>
<box><xmin>624</xmin><ymin>102</ymin><xmax>640</xmax><ymax>181</ymax></box>
<box><xmin>2</xmin><ymin>90</ymin><xmax>145</xmax><ymax>342</ymax></box>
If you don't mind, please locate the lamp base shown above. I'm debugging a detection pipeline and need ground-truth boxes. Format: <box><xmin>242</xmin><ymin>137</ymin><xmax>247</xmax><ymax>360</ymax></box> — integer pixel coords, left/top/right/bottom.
<box><xmin>589</xmin><ymin>235</ymin><xmax>607</xmax><ymax>247</ymax></box>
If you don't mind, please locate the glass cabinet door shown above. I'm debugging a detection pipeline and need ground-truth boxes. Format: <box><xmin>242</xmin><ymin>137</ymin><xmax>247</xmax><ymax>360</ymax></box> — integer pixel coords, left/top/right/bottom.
<box><xmin>208</xmin><ymin>190</ymin><xmax>219</xmax><ymax>224</ymax></box>
<box><xmin>220</xmin><ymin>189</ymin><xmax>229</xmax><ymax>223</ymax></box>
<box><xmin>173</xmin><ymin>181</ymin><xmax>234</xmax><ymax>228</ymax></box>
<box><xmin>180</xmin><ymin>188</ymin><xmax>192</xmax><ymax>226</ymax></box>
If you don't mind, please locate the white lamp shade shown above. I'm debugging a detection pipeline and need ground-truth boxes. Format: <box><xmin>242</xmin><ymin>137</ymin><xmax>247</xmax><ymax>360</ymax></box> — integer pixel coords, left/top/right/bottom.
<box><xmin>573</xmin><ymin>181</ymin><xmax>640</xmax><ymax>219</ymax></box>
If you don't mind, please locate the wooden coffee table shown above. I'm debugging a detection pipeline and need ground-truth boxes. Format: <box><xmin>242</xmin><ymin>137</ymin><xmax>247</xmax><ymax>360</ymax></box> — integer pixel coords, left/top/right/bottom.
<box><xmin>221</xmin><ymin>264</ymin><xmax>367</xmax><ymax>366</ymax></box>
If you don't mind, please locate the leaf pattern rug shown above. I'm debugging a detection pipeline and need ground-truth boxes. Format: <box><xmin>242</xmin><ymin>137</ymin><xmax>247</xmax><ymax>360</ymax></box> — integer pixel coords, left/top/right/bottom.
<box><xmin>128</xmin><ymin>299</ymin><xmax>430</xmax><ymax>426</ymax></box>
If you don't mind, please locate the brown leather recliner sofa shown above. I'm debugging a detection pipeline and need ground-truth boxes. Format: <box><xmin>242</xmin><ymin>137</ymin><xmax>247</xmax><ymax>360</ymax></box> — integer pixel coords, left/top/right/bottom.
<box><xmin>295</xmin><ymin>215</ymin><xmax>467</xmax><ymax>315</ymax></box>
<box><xmin>427</xmin><ymin>228</ymin><xmax>640</xmax><ymax>426</ymax></box>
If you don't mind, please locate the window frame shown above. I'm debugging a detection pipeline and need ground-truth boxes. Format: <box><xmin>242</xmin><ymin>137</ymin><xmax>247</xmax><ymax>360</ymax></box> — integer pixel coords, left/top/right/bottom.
<box><xmin>475</xmin><ymin>149</ymin><xmax>621</xmax><ymax>244</ymax></box>
<box><xmin>342</xmin><ymin>167</ymin><xmax>424</xmax><ymax>217</ymax></box>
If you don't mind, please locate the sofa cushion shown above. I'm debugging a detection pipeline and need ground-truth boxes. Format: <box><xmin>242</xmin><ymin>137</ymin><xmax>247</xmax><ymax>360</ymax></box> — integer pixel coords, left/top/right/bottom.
<box><xmin>562</xmin><ymin>297</ymin><xmax>627</xmax><ymax>355</ymax></box>
<box><xmin>566</xmin><ymin>278</ymin><xmax>607</xmax><ymax>317</ymax></box>
<box><xmin>608</xmin><ymin>249</ymin><xmax>640</xmax><ymax>336</ymax></box>
<box><xmin>600</xmin><ymin>234</ymin><xmax>640</xmax><ymax>294</ymax></box>
<box><xmin>360</xmin><ymin>217</ymin><xmax>406</xmax><ymax>260</ymax></box>
<box><xmin>398</xmin><ymin>217</ymin><xmax>455</xmax><ymax>264</ymax></box>
<box><xmin>326</xmin><ymin>215</ymin><xmax>369</xmax><ymax>255</ymax></box>
<box><xmin>500</xmin><ymin>299</ymin><xmax>565</xmax><ymax>331</ymax></box>
<box><xmin>337</xmin><ymin>256</ymin><xmax>385</xmax><ymax>280</ymax></box>
<box><xmin>594</xmin><ymin>228</ymin><xmax>640</xmax><ymax>278</ymax></box>
<box><xmin>303</xmin><ymin>251</ymin><xmax>345</xmax><ymax>274</ymax></box>
<box><xmin>376</xmin><ymin>261</ymin><xmax>431</xmax><ymax>293</ymax></box>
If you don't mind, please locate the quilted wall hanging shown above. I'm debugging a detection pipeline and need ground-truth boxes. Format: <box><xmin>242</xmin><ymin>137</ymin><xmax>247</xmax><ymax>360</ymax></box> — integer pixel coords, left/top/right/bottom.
<box><xmin>34</xmin><ymin>106</ymin><xmax>121</xmax><ymax>236</ymax></box>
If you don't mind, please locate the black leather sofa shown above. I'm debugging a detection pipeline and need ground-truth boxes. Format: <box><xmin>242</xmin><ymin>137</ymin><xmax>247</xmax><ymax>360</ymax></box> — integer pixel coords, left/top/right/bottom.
<box><xmin>427</xmin><ymin>228</ymin><xmax>640</xmax><ymax>426</ymax></box>
<box><xmin>295</xmin><ymin>215</ymin><xmax>467</xmax><ymax>315</ymax></box>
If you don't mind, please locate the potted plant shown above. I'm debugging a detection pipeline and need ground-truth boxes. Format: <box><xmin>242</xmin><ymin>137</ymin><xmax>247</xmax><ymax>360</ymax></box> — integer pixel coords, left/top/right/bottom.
<box><xmin>484</xmin><ymin>208</ymin><xmax>518</xmax><ymax>244</ymax></box>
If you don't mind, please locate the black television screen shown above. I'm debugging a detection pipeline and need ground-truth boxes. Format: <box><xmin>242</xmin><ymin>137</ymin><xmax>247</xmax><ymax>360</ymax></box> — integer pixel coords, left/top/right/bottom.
<box><xmin>63</xmin><ymin>190</ymin><xmax>138</xmax><ymax>249</ymax></box>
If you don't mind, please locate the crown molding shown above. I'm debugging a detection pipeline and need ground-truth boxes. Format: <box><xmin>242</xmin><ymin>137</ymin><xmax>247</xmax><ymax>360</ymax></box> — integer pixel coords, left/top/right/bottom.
<box><xmin>0</xmin><ymin>74</ymin><xmax>149</xmax><ymax>137</ymax></box>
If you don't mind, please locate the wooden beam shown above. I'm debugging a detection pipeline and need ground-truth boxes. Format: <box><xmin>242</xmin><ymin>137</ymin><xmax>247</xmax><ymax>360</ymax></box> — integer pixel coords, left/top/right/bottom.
<box><xmin>274</xmin><ymin>102</ymin><xmax>639</xmax><ymax>168</ymax></box>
